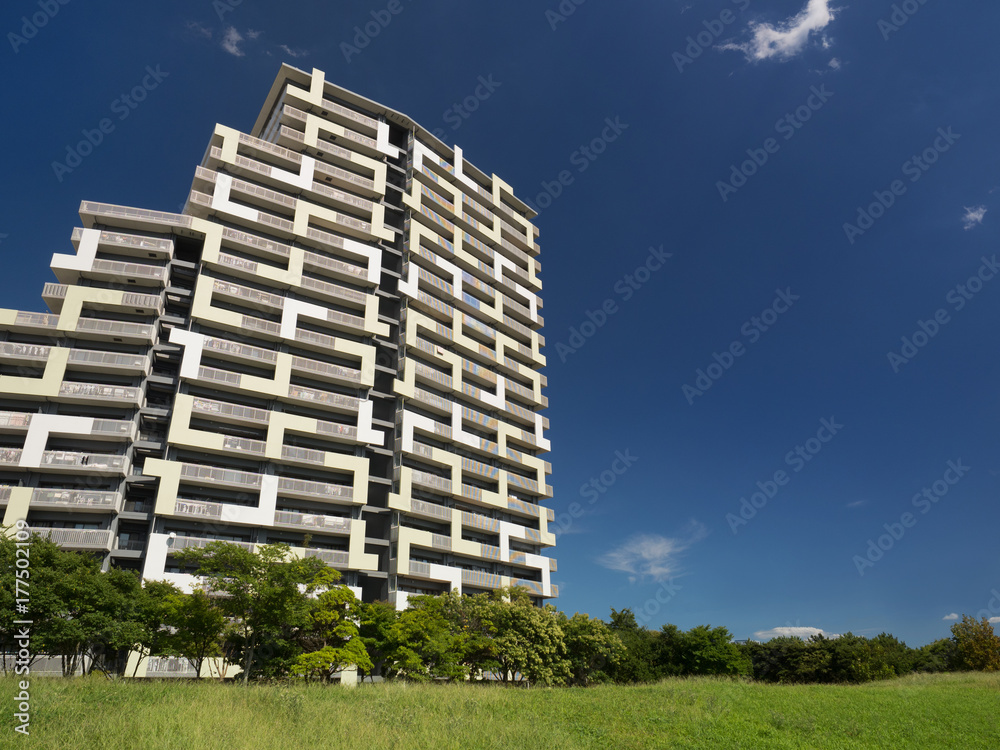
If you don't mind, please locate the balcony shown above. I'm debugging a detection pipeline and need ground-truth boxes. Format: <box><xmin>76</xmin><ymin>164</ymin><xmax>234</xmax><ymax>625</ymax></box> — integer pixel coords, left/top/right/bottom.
<box><xmin>410</xmin><ymin>498</ymin><xmax>453</xmax><ymax>522</ymax></box>
<box><xmin>276</xmin><ymin>477</ymin><xmax>353</xmax><ymax>503</ymax></box>
<box><xmin>79</xmin><ymin>201</ymin><xmax>194</xmax><ymax>233</ymax></box>
<box><xmin>90</xmin><ymin>419</ymin><xmax>138</xmax><ymax>441</ymax></box>
<box><xmin>316</xmin><ymin>420</ymin><xmax>358</xmax><ymax>443</ymax></box>
<box><xmin>410</xmin><ymin>470</ymin><xmax>453</xmax><ymax>495</ymax></box>
<box><xmin>8</xmin><ymin>311</ymin><xmax>58</xmax><ymax>332</ymax></box>
<box><xmin>461</xmin><ymin>569</ymin><xmax>503</xmax><ymax>590</ymax></box>
<box><xmin>191</xmin><ymin>398</ymin><xmax>270</xmax><ymax>425</ymax></box>
<box><xmin>59</xmin><ymin>382</ymin><xmax>141</xmax><ymax>406</ymax></box>
<box><xmin>273</xmin><ymin>510</ymin><xmax>351</xmax><ymax>534</ymax></box>
<box><xmin>40</xmin><ymin>451</ymin><xmax>128</xmax><ymax>474</ymax></box>
<box><xmin>33</xmin><ymin>527</ymin><xmax>114</xmax><ymax>551</ymax></box>
<box><xmin>75</xmin><ymin>318</ymin><xmax>155</xmax><ymax>343</ymax></box>
<box><xmin>287</xmin><ymin>385</ymin><xmax>359</xmax><ymax>413</ymax></box>
<box><xmin>290</xmin><ymin>356</ymin><xmax>362</xmax><ymax>386</ymax></box>
<box><xmin>221</xmin><ymin>435</ymin><xmax>267</xmax><ymax>457</ymax></box>
<box><xmin>174</xmin><ymin>498</ymin><xmax>224</xmax><ymax>521</ymax></box>
<box><xmin>53</xmin><ymin>258</ymin><xmax>167</xmax><ymax>287</ymax></box>
<box><xmin>303</xmin><ymin>548</ymin><xmax>350</xmax><ymax>567</ymax></box>
<box><xmin>71</xmin><ymin>228</ymin><xmax>174</xmax><ymax>259</ymax></box>
<box><xmin>0</xmin><ymin>411</ymin><xmax>32</xmax><ymax>431</ymax></box>
<box><xmin>68</xmin><ymin>349</ymin><xmax>148</xmax><ymax>373</ymax></box>
<box><xmin>30</xmin><ymin>489</ymin><xmax>121</xmax><ymax>513</ymax></box>
<box><xmin>179</xmin><ymin>463</ymin><xmax>262</xmax><ymax>491</ymax></box>
<box><xmin>280</xmin><ymin>445</ymin><xmax>326</xmax><ymax>467</ymax></box>
<box><xmin>0</xmin><ymin>449</ymin><xmax>23</xmax><ymax>467</ymax></box>
<box><xmin>0</xmin><ymin>342</ymin><xmax>51</xmax><ymax>364</ymax></box>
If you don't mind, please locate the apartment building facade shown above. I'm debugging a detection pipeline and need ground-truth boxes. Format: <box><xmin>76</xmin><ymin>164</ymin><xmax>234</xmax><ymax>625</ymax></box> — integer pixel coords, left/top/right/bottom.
<box><xmin>0</xmin><ymin>66</ymin><xmax>556</xmax><ymax>660</ymax></box>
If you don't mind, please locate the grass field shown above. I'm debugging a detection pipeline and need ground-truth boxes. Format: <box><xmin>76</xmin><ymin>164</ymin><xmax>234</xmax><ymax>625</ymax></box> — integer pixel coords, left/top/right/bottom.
<box><xmin>2</xmin><ymin>672</ymin><xmax>998</xmax><ymax>749</ymax></box>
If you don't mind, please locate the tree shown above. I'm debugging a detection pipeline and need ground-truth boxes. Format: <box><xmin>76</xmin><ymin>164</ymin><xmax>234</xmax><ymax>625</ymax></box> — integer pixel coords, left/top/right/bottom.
<box><xmin>913</xmin><ymin>638</ymin><xmax>956</xmax><ymax>672</ymax></box>
<box><xmin>677</xmin><ymin>625</ymin><xmax>752</xmax><ymax>677</ymax></box>
<box><xmin>131</xmin><ymin>579</ymin><xmax>182</xmax><ymax>677</ymax></box>
<box><xmin>357</xmin><ymin>600</ymin><xmax>398</xmax><ymax>681</ymax></box>
<box><xmin>388</xmin><ymin>593</ymin><xmax>470</xmax><ymax>682</ymax></box>
<box><xmin>607</xmin><ymin>608</ymin><xmax>659</xmax><ymax>683</ymax></box>
<box><xmin>485</xmin><ymin>588</ymin><xmax>568</xmax><ymax>686</ymax></box>
<box><xmin>951</xmin><ymin>615</ymin><xmax>1000</xmax><ymax>671</ymax></box>
<box><xmin>163</xmin><ymin>589</ymin><xmax>226</xmax><ymax>679</ymax></box>
<box><xmin>559</xmin><ymin>612</ymin><xmax>622</xmax><ymax>686</ymax></box>
<box><xmin>173</xmin><ymin>542</ymin><xmax>337</xmax><ymax>683</ymax></box>
<box><xmin>291</xmin><ymin>585</ymin><xmax>372</xmax><ymax>682</ymax></box>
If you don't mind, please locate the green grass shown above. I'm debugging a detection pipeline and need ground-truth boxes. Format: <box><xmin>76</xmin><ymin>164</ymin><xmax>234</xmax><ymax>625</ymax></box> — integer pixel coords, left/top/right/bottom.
<box><xmin>2</xmin><ymin>672</ymin><xmax>998</xmax><ymax>749</ymax></box>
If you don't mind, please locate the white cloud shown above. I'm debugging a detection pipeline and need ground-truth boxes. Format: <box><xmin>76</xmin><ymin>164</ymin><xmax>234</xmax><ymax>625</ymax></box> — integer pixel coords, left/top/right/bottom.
<box><xmin>846</xmin><ymin>499</ymin><xmax>865</xmax><ymax>508</ymax></box>
<box><xmin>597</xmin><ymin>521</ymin><xmax>707</xmax><ymax>583</ymax></box>
<box><xmin>722</xmin><ymin>0</ymin><xmax>837</xmax><ymax>62</ymax></box>
<box><xmin>990</xmin><ymin>617</ymin><xmax>1000</xmax><ymax>624</ymax></box>
<box><xmin>246</xmin><ymin>29</ymin><xmax>262</xmax><ymax>40</ymax></box>
<box><xmin>279</xmin><ymin>44</ymin><xmax>307</xmax><ymax>59</ymax></box>
<box><xmin>753</xmin><ymin>626</ymin><xmax>839</xmax><ymax>640</ymax></box>
<box><xmin>943</xmin><ymin>613</ymin><xmax>959</xmax><ymax>620</ymax></box>
<box><xmin>187</xmin><ymin>20</ymin><xmax>212</xmax><ymax>40</ymax></box>
<box><xmin>221</xmin><ymin>27</ymin><xmax>245</xmax><ymax>57</ymax></box>
<box><xmin>828</xmin><ymin>57</ymin><xmax>841</xmax><ymax>70</ymax></box>
<box><xmin>962</xmin><ymin>205</ymin><xmax>987</xmax><ymax>230</ymax></box>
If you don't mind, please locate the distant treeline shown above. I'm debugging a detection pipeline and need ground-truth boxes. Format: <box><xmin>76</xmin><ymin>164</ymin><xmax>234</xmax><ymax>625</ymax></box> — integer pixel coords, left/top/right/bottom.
<box><xmin>2</xmin><ymin>534</ymin><xmax>998</xmax><ymax>684</ymax></box>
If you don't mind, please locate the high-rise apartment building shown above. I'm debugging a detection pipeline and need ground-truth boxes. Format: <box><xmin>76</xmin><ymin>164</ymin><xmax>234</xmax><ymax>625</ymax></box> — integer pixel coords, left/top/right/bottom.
<box><xmin>0</xmin><ymin>66</ymin><xmax>556</xmax><ymax>642</ymax></box>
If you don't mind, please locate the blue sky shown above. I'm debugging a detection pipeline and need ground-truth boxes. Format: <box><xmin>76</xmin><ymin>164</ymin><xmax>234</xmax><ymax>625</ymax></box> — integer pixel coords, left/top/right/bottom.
<box><xmin>3</xmin><ymin>0</ymin><xmax>999</xmax><ymax>646</ymax></box>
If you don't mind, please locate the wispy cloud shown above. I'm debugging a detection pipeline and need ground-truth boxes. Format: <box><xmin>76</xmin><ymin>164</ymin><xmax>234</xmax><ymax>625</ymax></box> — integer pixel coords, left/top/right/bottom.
<box><xmin>943</xmin><ymin>613</ymin><xmax>959</xmax><ymax>620</ymax></box>
<box><xmin>279</xmin><ymin>44</ymin><xmax>307</xmax><ymax>59</ymax></box>
<box><xmin>246</xmin><ymin>29</ymin><xmax>261</xmax><ymax>40</ymax></box>
<box><xmin>187</xmin><ymin>20</ymin><xmax>213</xmax><ymax>40</ymax></box>
<box><xmin>753</xmin><ymin>625</ymin><xmax>839</xmax><ymax>640</ymax></box>
<box><xmin>962</xmin><ymin>205</ymin><xmax>987</xmax><ymax>230</ymax></box>
<box><xmin>846</xmin><ymin>499</ymin><xmax>866</xmax><ymax>509</ymax></box>
<box><xmin>221</xmin><ymin>27</ymin><xmax>246</xmax><ymax>56</ymax></box>
<box><xmin>597</xmin><ymin>521</ymin><xmax>707</xmax><ymax>583</ymax></box>
<box><xmin>722</xmin><ymin>0</ymin><xmax>836</xmax><ymax>62</ymax></box>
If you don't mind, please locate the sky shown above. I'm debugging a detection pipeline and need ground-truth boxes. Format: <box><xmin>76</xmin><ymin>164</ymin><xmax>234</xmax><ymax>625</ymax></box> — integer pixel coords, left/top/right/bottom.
<box><xmin>2</xmin><ymin>0</ymin><xmax>999</xmax><ymax>647</ymax></box>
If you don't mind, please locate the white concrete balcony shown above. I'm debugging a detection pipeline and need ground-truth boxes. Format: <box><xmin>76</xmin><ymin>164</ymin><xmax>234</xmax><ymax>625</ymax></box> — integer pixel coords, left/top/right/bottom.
<box><xmin>276</xmin><ymin>477</ymin><xmax>353</xmax><ymax>503</ymax></box>
<box><xmin>302</xmin><ymin>250</ymin><xmax>368</xmax><ymax>283</ymax></box>
<box><xmin>221</xmin><ymin>435</ymin><xmax>267</xmax><ymax>457</ymax></box>
<box><xmin>410</xmin><ymin>470</ymin><xmax>453</xmax><ymax>495</ymax></box>
<box><xmin>191</xmin><ymin>398</ymin><xmax>270</xmax><ymax>426</ymax></box>
<box><xmin>53</xmin><ymin>259</ymin><xmax>167</xmax><ymax>287</ymax></box>
<box><xmin>34</xmin><ymin>527</ymin><xmax>114</xmax><ymax>551</ymax></box>
<box><xmin>30</xmin><ymin>489</ymin><xmax>121</xmax><ymax>513</ymax></box>
<box><xmin>273</xmin><ymin>510</ymin><xmax>351</xmax><ymax>534</ymax></box>
<box><xmin>40</xmin><ymin>451</ymin><xmax>128</xmax><ymax>474</ymax></box>
<box><xmin>462</xmin><ymin>569</ymin><xmax>503</xmax><ymax>590</ymax></box>
<box><xmin>315</xmin><ymin>420</ymin><xmax>358</xmax><ymax>443</ymax></box>
<box><xmin>89</xmin><ymin>419</ymin><xmax>138</xmax><ymax>441</ymax></box>
<box><xmin>290</xmin><ymin>356</ymin><xmax>362</xmax><ymax>387</ymax></box>
<box><xmin>58</xmin><ymin>381</ymin><xmax>141</xmax><ymax>406</ymax></box>
<box><xmin>79</xmin><ymin>201</ymin><xmax>194</xmax><ymax>233</ymax></box>
<box><xmin>280</xmin><ymin>445</ymin><xmax>326</xmax><ymax>467</ymax></box>
<box><xmin>410</xmin><ymin>498</ymin><xmax>453</xmax><ymax>522</ymax></box>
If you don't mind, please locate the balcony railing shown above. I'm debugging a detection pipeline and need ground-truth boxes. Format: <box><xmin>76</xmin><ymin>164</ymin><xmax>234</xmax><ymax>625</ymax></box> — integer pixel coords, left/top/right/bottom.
<box><xmin>13</xmin><ymin>311</ymin><xmax>58</xmax><ymax>329</ymax></box>
<box><xmin>303</xmin><ymin>548</ymin><xmax>350</xmax><ymax>566</ymax></box>
<box><xmin>68</xmin><ymin>349</ymin><xmax>148</xmax><ymax>370</ymax></box>
<box><xmin>30</xmin><ymin>489</ymin><xmax>121</xmax><ymax>511</ymax></box>
<box><xmin>287</xmin><ymin>385</ymin><xmax>358</xmax><ymax>411</ymax></box>
<box><xmin>79</xmin><ymin>201</ymin><xmax>193</xmax><ymax>230</ymax></box>
<box><xmin>192</xmin><ymin>398</ymin><xmax>270</xmax><ymax>424</ymax></box>
<box><xmin>75</xmin><ymin>318</ymin><xmax>154</xmax><ymax>340</ymax></box>
<box><xmin>281</xmin><ymin>445</ymin><xmax>326</xmax><ymax>466</ymax></box>
<box><xmin>33</xmin><ymin>527</ymin><xmax>113</xmax><ymax>550</ymax></box>
<box><xmin>174</xmin><ymin>499</ymin><xmax>224</xmax><ymax>520</ymax></box>
<box><xmin>273</xmin><ymin>510</ymin><xmax>351</xmax><ymax>533</ymax></box>
<box><xmin>0</xmin><ymin>449</ymin><xmax>23</xmax><ymax>466</ymax></box>
<box><xmin>0</xmin><ymin>342</ymin><xmax>50</xmax><ymax>362</ymax></box>
<box><xmin>277</xmin><ymin>477</ymin><xmax>353</xmax><ymax>502</ymax></box>
<box><xmin>72</xmin><ymin>227</ymin><xmax>174</xmax><ymax>254</ymax></box>
<box><xmin>41</xmin><ymin>451</ymin><xmax>127</xmax><ymax>473</ymax></box>
<box><xmin>59</xmin><ymin>382</ymin><xmax>140</xmax><ymax>403</ymax></box>
<box><xmin>90</xmin><ymin>259</ymin><xmax>167</xmax><ymax>281</ymax></box>
<box><xmin>180</xmin><ymin>463</ymin><xmax>262</xmax><ymax>490</ymax></box>
<box><xmin>410</xmin><ymin>499</ymin><xmax>453</xmax><ymax>521</ymax></box>
<box><xmin>410</xmin><ymin>470</ymin><xmax>453</xmax><ymax>494</ymax></box>
<box><xmin>0</xmin><ymin>412</ymin><xmax>31</xmax><ymax>429</ymax></box>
